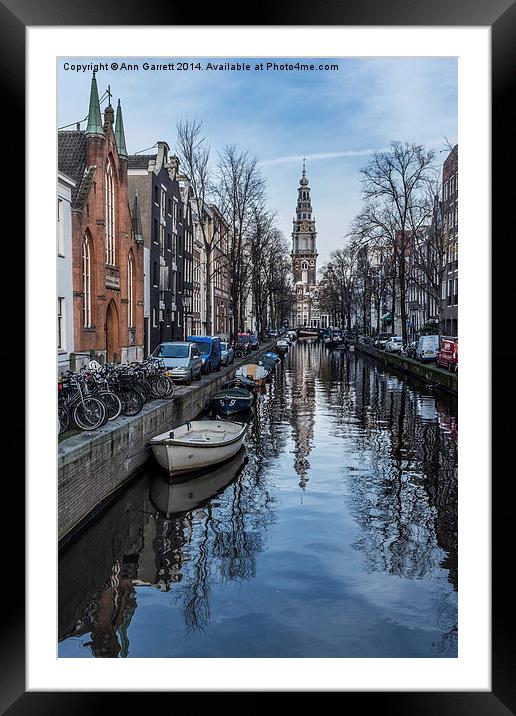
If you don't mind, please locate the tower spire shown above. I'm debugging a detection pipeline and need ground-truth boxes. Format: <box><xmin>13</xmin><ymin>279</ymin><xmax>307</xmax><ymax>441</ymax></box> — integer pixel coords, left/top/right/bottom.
<box><xmin>85</xmin><ymin>71</ymin><xmax>104</xmax><ymax>137</ymax></box>
<box><xmin>115</xmin><ymin>99</ymin><xmax>128</xmax><ymax>159</ymax></box>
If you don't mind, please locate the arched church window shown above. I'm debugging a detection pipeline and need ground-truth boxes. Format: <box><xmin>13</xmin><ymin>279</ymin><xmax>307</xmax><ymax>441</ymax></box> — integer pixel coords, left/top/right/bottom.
<box><xmin>82</xmin><ymin>235</ymin><xmax>91</xmax><ymax>328</ymax></box>
<box><xmin>105</xmin><ymin>156</ymin><xmax>116</xmax><ymax>265</ymax></box>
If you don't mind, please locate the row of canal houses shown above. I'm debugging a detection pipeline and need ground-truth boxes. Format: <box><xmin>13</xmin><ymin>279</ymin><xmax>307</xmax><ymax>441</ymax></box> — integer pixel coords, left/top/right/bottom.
<box><xmin>58</xmin><ymin>73</ymin><xmax>254</xmax><ymax>375</ymax></box>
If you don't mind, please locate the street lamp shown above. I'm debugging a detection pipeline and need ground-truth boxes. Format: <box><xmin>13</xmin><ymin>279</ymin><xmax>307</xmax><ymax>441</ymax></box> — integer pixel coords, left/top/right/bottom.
<box><xmin>183</xmin><ymin>295</ymin><xmax>191</xmax><ymax>339</ymax></box>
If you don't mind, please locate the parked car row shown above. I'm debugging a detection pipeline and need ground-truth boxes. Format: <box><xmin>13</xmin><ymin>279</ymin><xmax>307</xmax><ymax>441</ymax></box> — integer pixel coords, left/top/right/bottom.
<box><xmin>151</xmin><ymin>332</ymin><xmax>263</xmax><ymax>385</ymax></box>
<box><xmin>371</xmin><ymin>333</ymin><xmax>458</xmax><ymax>372</ymax></box>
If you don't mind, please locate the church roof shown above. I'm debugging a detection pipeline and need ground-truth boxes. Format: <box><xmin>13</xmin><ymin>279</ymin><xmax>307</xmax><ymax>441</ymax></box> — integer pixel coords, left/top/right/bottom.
<box><xmin>57</xmin><ymin>131</ymin><xmax>88</xmax><ymax>205</ymax></box>
<box><xmin>128</xmin><ymin>154</ymin><xmax>156</xmax><ymax>169</ymax></box>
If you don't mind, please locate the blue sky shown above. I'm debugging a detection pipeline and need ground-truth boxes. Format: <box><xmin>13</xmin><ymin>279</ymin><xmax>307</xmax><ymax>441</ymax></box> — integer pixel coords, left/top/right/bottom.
<box><xmin>58</xmin><ymin>57</ymin><xmax>457</xmax><ymax>265</ymax></box>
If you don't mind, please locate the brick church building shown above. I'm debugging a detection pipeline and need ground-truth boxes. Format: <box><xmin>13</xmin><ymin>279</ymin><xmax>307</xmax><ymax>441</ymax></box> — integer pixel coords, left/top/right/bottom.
<box><xmin>58</xmin><ymin>73</ymin><xmax>144</xmax><ymax>366</ymax></box>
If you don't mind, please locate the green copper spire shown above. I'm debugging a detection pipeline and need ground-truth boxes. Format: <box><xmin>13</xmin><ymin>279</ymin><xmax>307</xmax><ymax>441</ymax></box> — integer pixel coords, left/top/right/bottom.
<box><xmin>85</xmin><ymin>71</ymin><xmax>104</xmax><ymax>137</ymax></box>
<box><xmin>115</xmin><ymin>99</ymin><xmax>128</xmax><ymax>159</ymax></box>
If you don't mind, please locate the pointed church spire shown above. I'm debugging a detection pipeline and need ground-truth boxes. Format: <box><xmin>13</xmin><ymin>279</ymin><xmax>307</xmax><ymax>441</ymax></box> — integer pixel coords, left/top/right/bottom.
<box><xmin>115</xmin><ymin>99</ymin><xmax>128</xmax><ymax>159</ymax></box>
<box><xmin>85</xmin><ymin>71</ymin><xmax>104</xmax><ymax>137</ymax></box>
<box><xmin>300</xmin><ymin>157</ymin><xmax>308</xmax><ymax>186</ymax></box>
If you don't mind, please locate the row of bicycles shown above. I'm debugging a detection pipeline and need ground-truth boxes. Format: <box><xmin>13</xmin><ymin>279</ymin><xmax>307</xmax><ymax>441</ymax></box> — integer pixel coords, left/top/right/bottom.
<box><xmin>58</xmin><ymin>358</ymin><xmax>175</xmax><ymax>434</ymax></box>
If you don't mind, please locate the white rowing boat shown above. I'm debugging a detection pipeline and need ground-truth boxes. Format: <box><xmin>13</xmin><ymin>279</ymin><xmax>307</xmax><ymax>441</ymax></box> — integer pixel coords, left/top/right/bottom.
<box><xmin>150</xmin><ymin>420</ymin><xmax>248</xmax><ymax>476</ymax></box>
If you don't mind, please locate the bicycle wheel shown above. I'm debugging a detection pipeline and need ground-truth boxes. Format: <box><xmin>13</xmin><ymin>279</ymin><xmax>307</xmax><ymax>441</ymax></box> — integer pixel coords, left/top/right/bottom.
<box><xmin>152</xmin><ymin>375</ymin><xmax>175</xmax><ymax>398</ymax></box>
<box><xmin>139</xmin><ymin>380</ymin><xmax>152</xmax><ymax>402</ymax></box>
<box><xmin>73</xmin><ymin>397</ymin><xmax>106</xmax><ymax>430</ymax></box>
<box><xmin>58</xmin><ymin>404</ymin><xmax>70</xmax><ymax>434</ymax></box>
<box><xmin>119</xmin><ymin>387</ymin><xmax>144</xmax><ymax>416</ymax></box>
<box><xmin>99</xmin><ymin>391</ymin><xmax>122</xmax><ymax>421</ymax></box>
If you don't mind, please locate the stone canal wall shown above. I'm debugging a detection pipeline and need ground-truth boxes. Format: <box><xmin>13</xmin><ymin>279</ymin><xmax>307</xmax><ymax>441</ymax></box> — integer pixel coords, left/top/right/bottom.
<box><xmin>58</xmin><ymin>344</ymin><xmax>274</xmax><ymax>542</ymax></box>
<box><xmin>356</xmin><ymin>344</ymin><xmax>458</xmax><ymax>395</ymax></box>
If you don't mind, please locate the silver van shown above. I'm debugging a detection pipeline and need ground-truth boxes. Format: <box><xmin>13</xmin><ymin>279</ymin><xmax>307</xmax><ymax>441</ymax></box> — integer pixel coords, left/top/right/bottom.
<box><xmin>152</xmin><ymin>341</ymin><xmax>203</xmax><ymax>384</ymax></box>
<box><xmin>416</xmin><ymin>335</ymin><xmax>439</xmax><ymax>362</ymax></box>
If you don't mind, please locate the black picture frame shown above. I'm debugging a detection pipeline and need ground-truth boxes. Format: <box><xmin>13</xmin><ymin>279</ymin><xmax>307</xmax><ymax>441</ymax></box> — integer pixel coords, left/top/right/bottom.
<box><xmin>5</xmin><ymin>0</ymin><xmax>513</xmax><ymax>711</ymax></box>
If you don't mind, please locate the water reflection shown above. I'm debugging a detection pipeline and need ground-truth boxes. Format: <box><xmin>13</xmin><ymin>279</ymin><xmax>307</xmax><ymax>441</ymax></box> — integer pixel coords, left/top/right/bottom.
<box><xmin>59</xmin><ymin>342</ymin><xmax>457</xmax><ymax>658</ymax></box>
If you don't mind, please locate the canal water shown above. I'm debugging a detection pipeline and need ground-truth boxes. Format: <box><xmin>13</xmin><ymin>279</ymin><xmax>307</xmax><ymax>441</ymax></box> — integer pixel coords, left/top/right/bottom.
<box><xmin>58</xmin><ymin>340</ymin><xmax>458</xmax><ymax>658</ymax></box>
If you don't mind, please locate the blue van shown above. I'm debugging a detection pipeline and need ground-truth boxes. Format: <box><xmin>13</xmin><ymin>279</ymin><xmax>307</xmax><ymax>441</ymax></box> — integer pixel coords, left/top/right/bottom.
<box><xmin>186</xmin><ymin>335</ymin><xmax>222</xmax><ymax>374</ymax></box>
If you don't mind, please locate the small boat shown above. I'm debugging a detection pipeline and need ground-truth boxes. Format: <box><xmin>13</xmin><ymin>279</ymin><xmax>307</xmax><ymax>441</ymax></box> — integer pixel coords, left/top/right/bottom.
<box><xmin>235</xmin><ymin>363</ymin><xmax>269</xmax><ymax>386</ymax></box>
<box><xmin>264</xmin><ymin>351</ymin><xmax>280</xmax><ymax>362</ymax></box>
<box><xmin>259</xmin><ymin>355</ymin><xmax>278</xmax><ymax>370</ymax></box>
<box><xmin>150</xmin><ymin>420</ymin><xmax>248</xmax><ymax>476</ymax></box>
<box><xmin>208</xmin><ymin>386</ymin><xmax>254</xmax><ymax>417</ymax></box>
<box><xmin>224</xmin><ymin>377</ymin><xmax>258</xmax><ymax>395</ymax></box>
<box><xmin>150</xmin><ymin>448</ymin><xmax>248</xmax><ymax>515</ymax></box>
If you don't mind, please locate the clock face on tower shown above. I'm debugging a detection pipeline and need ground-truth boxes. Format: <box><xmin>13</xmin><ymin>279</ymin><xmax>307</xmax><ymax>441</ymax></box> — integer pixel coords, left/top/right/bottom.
<box><xmin>301</xmin><ymin>220</ymin><xmax>309</xmax><ymax>231</ymax></box>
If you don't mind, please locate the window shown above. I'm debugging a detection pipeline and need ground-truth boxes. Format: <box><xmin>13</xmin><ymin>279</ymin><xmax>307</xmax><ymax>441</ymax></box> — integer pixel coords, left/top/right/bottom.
<box><xmin>57</xmin><ymin>198</ymin><xmax>65</xmax><ymax>256</ymax></box>
<box><xmin>153</xmin><ymin>261</ymin><xmax>158</xmax><ymax>287</ymax></box>
<box><xmin>128</xmin><ymin>254</ymin><xmax>134</xmax><ymax>327</ymax></box>
<box><xmin>57</xmin><ymin>297</ymin><xmax>64</xmax><ymax>349</ymax></box>
<box><xmin>105</xmin><ymin>157</ymin><xmax>115</xmax><ymax>265</ymax></box>
<box><xmin>154</xmin><ymin>186</ymin><xmax>159</xmax><ymax>205</ymax></box>
<box><xmin>160</xmin><ymin>224</ymin><xmax>165</xmax><ymax>254</ymax></box>
<box><xmin>160</xmin><ymin>188</ymin><xmax>166</xmax><ymax>220</ymax></box>
<box><xmin>153</xmin><ymin>219</ymin><xmax>159</xmax><ymax>244</ymax></box>
<box><xmin>173</xmin><ymin>198</ymin><xmax>178</xmax><ymax>232</ymax></box>
<box><xmin>82</xmin><ymin>236</ymin><xmax>91</xmax><ymax>327</ymax></box>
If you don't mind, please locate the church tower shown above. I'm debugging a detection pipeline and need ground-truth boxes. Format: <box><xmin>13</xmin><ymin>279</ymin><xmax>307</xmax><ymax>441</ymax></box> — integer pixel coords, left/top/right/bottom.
<box><xmin>291</xmin><ymin>160</ymin><xmax>322</xmax><ymax>329</ymax></box>
<box><xmin>292</xmin><ymin>159</ymin><xmax>318</xmax><ymax>285</ymax></box>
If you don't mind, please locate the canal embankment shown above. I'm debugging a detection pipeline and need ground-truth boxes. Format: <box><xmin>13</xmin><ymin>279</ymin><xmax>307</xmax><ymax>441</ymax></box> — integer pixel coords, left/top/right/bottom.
<box><xmin>355</xmin><ymin>343</ymin><xmax>458</xmax><ymax>395</ymax></box>
<box><xmin>58</xmin><ymin>343</ymin><xmax>274</xmax><ymax>543</ymax></box>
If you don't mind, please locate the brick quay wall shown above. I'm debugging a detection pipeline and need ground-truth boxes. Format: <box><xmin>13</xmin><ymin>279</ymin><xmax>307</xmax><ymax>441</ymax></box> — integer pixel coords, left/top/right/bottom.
<box><xmin>58</xmin><ymin>344</ymin><xmax>275</xmax><ymax>543</ymax></box>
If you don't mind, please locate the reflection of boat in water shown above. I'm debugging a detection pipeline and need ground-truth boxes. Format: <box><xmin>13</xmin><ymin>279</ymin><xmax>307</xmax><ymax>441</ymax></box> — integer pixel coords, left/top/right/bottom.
<box><xmin>150</xmin><ymin>420</ymin><xmax>248</xmax><ymax>475</ymax></box>
<box><xmin>150</xmin><ymin>447</ymin><xmax>248</xmax><ymax>516</ymax></box>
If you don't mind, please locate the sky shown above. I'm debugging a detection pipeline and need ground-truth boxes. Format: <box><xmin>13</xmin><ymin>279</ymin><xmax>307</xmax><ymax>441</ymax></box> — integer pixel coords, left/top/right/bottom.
<box><xmin>58</xmin><ymin>57</ymin><xmax>457</xmax><ymax>266</ymax></box>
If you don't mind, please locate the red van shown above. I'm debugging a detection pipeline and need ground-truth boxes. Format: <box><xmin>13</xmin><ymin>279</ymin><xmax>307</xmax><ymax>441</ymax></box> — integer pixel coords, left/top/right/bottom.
<box><xmin>436</xmin><ymin>337</ymin><xmax>458</xmax><ymax>372</ymax></box>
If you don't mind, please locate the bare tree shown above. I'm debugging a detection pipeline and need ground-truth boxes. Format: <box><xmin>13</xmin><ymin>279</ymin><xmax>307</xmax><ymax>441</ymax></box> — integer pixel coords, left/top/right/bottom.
<box><xmin>360</xmin><ymin>142</ymin><xmax>435</xmax><ymax>341</ymax></box>
<box><xmin>176</xmin><ymin>117</ymin><xmax>223</xmax><ymax>335</ymax></box>
<box><xmin>320</xmin><ymin>245</ymin><xmax>358</xmax><ymax>330</ymax></box>
<box><xmin>214</xmin><ymin>145</ymin><xmax>265</xmax><ymax>337</ymax></box>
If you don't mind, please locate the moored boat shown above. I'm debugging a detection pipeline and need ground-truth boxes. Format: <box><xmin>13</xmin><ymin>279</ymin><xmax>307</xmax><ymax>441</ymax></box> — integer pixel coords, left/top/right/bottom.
<box><xmin>150</xmin><ymin>420</ymin><xmax>248</xmax><ymax>476</ymax></box>
<box><xmin>235</xmin><ymin>363</ymin><xmax>269</xmax><ymax>386</ymax></box>
<box><xmin>208</xmin><ymin>386</ymin><xmax>254</xmax><ymax>417</ymax></box>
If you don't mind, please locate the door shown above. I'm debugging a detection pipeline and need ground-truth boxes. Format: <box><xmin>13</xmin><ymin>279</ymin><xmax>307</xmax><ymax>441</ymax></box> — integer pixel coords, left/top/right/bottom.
<box><xmin>105</xmin><ymin>300</ymin><xmax>120</xmax><ymax>363</ymax></box>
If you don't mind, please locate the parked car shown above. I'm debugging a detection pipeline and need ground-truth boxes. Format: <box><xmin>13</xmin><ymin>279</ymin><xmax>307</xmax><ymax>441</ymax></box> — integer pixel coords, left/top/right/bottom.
<box><xmin>374</xmin><ymin>333</ymin><xmax>392</xmax><ymax>350</ymax></box>
<box><xmin>385</xmin><ymin>336</ymin><xmax>404</xmax><ymax>353</ymax></box>
<box><xmin>152</xmin><ymin>341</ymin><xmax>203</xmax><ymax>385</ymax></box>
<box><xmin>406</xmin><ymin>340</ymin><xmax>418</xmax><ymax>359</ymax></box>
<box><xmin>186</xmin><ymin>335</ymin><xmax>222</xmax><ymax>374</ymax></box>
<box><xmin>220</xmin><ymin>341</ymin><xmax>235</xmax><ymax>366</ymax></box>
<box><xmin>416</xmin><ymin>334</ymin><xmax>440</xmax><ymax>362</ymax></box>
<box><xmin>436</xmin><ymin>337</ymin><xmax>458</xmax><ymax>372</ymax></box>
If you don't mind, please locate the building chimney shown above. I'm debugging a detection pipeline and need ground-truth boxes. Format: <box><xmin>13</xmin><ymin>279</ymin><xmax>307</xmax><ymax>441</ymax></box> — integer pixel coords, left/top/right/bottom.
<box><xmin>156</xmin><ymin>141</ymin><xmax>170</xmax><ymax>172</ymax></box>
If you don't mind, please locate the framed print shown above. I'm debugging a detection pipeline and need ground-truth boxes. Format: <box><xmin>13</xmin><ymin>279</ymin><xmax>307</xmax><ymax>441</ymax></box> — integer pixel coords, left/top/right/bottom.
<box><xmin>3</xmin><ymin>0</ymin><xmax>514</xmax><ymax>710</ymax></box>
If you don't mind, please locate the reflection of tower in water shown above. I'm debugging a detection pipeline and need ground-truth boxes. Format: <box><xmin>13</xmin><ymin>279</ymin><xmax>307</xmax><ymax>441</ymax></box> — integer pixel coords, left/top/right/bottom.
<box><xmin>289</xmin><ymin>341</ymin><xmax>317</xmax><ymax>489</ymax></box>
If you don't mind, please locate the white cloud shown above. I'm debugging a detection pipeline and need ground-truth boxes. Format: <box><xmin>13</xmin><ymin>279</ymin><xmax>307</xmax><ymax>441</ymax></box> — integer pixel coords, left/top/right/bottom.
<box><xmin>258</xmin><ymin>149</ymin><xmax>377</xmax><ymax>167</ymax></box>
